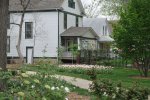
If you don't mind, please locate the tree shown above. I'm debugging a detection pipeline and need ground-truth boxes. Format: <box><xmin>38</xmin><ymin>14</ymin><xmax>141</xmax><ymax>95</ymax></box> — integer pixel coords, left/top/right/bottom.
<box><xmin>113</xmin><ymin>0</ymin><xmax>150</xmax><ymax>77</ymax></box>
<box><xmin>83</xmin><ymin>0</ymin><xmax>127</xmax><ymax>19</ymax></box>
<box><xmin>84</xmin><ymin>0</ymin><xmax>102</xmax><ymax>18</ymax></box>
<box><xmin>10</xmin><ymin>0</ymin><xmax>31</xmax><ymax>64</ymax></box>
<box><xmin>0</xmin><ymin>0</ymin><xmax>9</xmax><ymax>70</ymax></box>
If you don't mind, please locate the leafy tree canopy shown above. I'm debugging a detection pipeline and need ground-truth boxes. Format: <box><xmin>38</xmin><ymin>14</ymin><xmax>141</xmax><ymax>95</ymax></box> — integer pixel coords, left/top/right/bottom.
<box><xmin>113</xmin><ymin>0</ymin><xmax>150</xmax><ymax>77</ymax></box>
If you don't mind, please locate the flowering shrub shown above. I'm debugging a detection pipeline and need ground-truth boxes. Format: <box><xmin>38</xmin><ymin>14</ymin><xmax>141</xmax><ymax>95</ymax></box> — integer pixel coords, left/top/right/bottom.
<box><xmin>58</xmin><ymin>64</ymin><xmax>113</xmax><ymax>75</ymax></box>
<box><xmin>90</xmin><ymin>79</ymin><xmax>150</xmax><ymax>100</ymax></box>
<box><xmin>88</xmin><ymin>68</ymin><xmax>150</xmax><ymax>100</ymax></box>
<box><xmin>59</xmin><ymin>64</ymin><xmax>113</xmax><ymax>69</ymax></box>
<box><xmin>0</xmin><ymin>70</ymin><xmax>72</xmax><ymax>100</ymax></box>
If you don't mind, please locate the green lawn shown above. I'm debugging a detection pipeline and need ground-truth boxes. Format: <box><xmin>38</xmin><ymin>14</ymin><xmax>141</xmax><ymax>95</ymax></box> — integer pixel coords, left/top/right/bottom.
<box><xmin>21</xmin><ymin>64</ymin><xmax>150</xmax><ymax>89</ymax></box>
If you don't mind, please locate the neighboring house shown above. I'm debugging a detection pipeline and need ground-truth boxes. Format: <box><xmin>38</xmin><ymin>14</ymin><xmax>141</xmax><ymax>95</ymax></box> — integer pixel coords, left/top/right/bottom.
<box><xmin>7</xmin><ymin>0</ymin><xmax>86</xmax><ymax>64</ymax></box>
<box><xmin>83</xmin><ymin>18</ymin><xmax>114</xmax><ymax>51</ymax></box>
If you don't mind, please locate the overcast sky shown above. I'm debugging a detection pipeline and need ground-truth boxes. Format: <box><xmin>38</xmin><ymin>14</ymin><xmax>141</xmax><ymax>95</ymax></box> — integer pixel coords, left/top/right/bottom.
<box><xmin>81</xmin><ymin>0</ymin><xmax>91</xmax><ymax>4</ymax></box>
<box><xmin>81</xmin><ymin>0</ymin><xmax>108</xmax><ymax>18</ymax></box>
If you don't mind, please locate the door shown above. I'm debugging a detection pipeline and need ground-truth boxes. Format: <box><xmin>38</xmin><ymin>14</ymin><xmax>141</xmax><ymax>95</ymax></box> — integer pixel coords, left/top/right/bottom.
<box><xmin>26</xmin><ymin>47</ymin><xmax>33</xmax><ymax>64</ymax></box>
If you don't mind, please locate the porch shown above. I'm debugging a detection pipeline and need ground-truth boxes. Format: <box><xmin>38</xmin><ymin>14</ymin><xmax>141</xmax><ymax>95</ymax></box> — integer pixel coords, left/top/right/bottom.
<box><xmin>60</xmin><ymin>27</ymin><xmax>99</xmax><ymax>61</ymax></box>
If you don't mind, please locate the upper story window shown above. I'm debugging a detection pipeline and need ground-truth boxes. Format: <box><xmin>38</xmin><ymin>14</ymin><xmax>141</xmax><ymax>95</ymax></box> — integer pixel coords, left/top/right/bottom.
<box><xmin>25</xmin><ymin>22</ymin><xmax>33</xmax><ymax>39</ymax></box>
<box><xmin>68</xmin><ymin>0</ymin><xmax>75</xmax><ymax>9</ymax></box>
<box><xmin>76</xmin><ymin>17</ymin><xmax>79</xmax><ymax>27</ymax></box>
<box><xmin>7</xmin><ymin>36</ymin><xmax>10</xmax><ymax>53</ymax></box>
<box><xmin>64</xmin><ymin>13</ymin><xmax>67</xmax><ymax>29</ymax></box>
<box><xmin>105</xmin><ymin>26</ymin><xmax>107</xmax><ymax>35</ymax></box>
<box><xmin>103</xmin><ymin>26</ymin><xmax>105</xmax><ymax>35</ymax></box>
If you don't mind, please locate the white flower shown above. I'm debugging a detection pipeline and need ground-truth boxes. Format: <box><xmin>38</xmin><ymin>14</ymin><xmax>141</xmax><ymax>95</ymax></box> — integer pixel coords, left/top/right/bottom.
<box><xmin>17</xmin><ymin>92</ymin><xmax>25</xmax><ymax>97</ymax></box>
<box><xmin>42</xmin><ymin>97</ymin><xmax>47</xmax><ymax>100</ymax></box>
<box><xmin>21</xmin><ymin>73</ymin><xmax>29</xmax><ymax>78</ymax></box>
<box><xmin>112</xmin><ymin>93</ymin><xmax>116</xmax><ymax>99</ymax></box>
<box><xmin>31</xmin><ymin>85</ymin><xmax>35</xmax><ymax>89</ymax></box>
<box><xmin>103</xmin><ymin>92</ymin><xmax>107</xmax><ymax>96</ymax></box>
<box><xmin>126</xmin><ymin>89</ymin><xmax>129</xmax><ymax>92</ymax></box>
<box><xmin>65</xmin><ymin>98</ymin><xmax>69</xmax><ymax>100</ymax></box>
<box><xmin>103</xmin><ymin>92</ymin><xmax>108</xmax><ymax>97</ymax></box>
<box><xmin>11</xmin><ymin>90</ymin><xmax>14</xmax><ymax>94</ymax></box>
<box><xmin>21</xmin><ymin>83</ymin><xmax>23</xmax><ymax>86</ymax></box>
<box><xmin>34</xmin><ymin>79</ymin><xmax>40</xmax><ymax>84</ymax></box>
<box><xmin>51</xmin><ymin>86</ymin><xmax>55</xmax><ymax>90</ymax></box>
<box><xmin>61</xmin><ymin>86</ymin><xmax>64</xmax><ymax>88</ymax></box>
<box><xmin>116</xmin><ymin>87</ymin><xmax>119</xmax><ymax>93</ymax></box>
<box><xmin>45</xmin><ymin>85</ymin><xmax>51</xmax><ymax>89</ymax></box>
<box><xmin>24</xmin><ymin>80</ymin><xmax>30</xmax><ymax>85</ymax></box>
<box><xmin>56</xmin><ymin>87</ymin><xmax>59</xmax><ymax>90</ymax></box>
<box><xmin>64</xmin><ymin>87</ymin><xmax>70</xmax><ymax>93</ymax></box>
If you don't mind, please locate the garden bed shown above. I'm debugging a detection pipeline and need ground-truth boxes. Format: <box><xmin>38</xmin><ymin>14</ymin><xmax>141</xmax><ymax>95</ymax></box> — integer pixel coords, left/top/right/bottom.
<box><xmin>59</xmin><ymin>64</ymin><xmax>113</xmax><ymax>69</ymax></box>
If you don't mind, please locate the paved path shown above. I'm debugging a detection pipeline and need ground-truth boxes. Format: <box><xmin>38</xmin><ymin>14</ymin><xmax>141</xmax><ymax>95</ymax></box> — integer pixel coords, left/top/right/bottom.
<box><xmin>54</xmin><ymin>75</ymin><xmax>92</xmax><ymax>90</ymax></box>
<box><xmin>25</xmin><ymin>71</ymin><xmax>92</xmax><ymax>90</ymax></box>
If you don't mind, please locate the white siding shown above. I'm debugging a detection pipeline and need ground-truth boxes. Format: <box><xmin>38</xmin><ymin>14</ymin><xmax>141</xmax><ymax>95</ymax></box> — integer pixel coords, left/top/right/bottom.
<box><xmin>8</xmin><ymin>12</ymin><xmax>59</xmax><ymax>58</ymax></box>
<box><xmin>59</xmin><ymin>12</ymin><xmax>83</xmax><ymax>35</ymax></box>
<box><xmin>62</xmin><ymin>0</ymin><xmax>82</xmax><ymax>15</ymax></box>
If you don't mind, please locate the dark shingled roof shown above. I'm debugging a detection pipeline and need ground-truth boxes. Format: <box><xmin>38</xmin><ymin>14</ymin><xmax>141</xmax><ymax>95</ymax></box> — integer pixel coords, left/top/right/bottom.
<box><xmin>61</xmin><ymin>27</ymin><xmax>99</xmax><ymax>38</ymax></box>
<box><xmin>9</xmin><ymin>0</ymin><xmax>64</xmax><ymax>11</ymax></box>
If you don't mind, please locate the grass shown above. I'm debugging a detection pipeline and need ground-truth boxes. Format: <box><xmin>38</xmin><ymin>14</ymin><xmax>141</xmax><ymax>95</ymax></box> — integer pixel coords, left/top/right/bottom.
<box><xmin>19</xmin><ymin>64</ymin><xmax>150</xmax><ymax>89</ymax></box>
<box><xmin>60</xmin><ymin>67</ymin><xmax>150</xmax><ymax>88</ymax></box>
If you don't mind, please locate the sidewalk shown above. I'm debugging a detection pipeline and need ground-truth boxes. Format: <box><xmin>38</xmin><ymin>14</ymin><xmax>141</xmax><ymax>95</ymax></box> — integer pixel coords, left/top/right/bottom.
<box><xmin>54</xmin><ymin>75</ymin><xmax>92</xmax><ymax>90</ymax></box>
<box><xmin>25</xmin><ymin>71</ymin><xmax>92</xmax><ymax>90</ymax></box>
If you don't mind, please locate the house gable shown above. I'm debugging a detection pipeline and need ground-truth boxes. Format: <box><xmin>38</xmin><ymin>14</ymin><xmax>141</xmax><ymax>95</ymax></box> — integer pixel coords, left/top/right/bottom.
<box><xmin>61</xmin><ymin>0</ymin><xmax>84</xmax><ymax>16</ymax></box>
<box><xmin>83</xmin><ymin>31</ymin><xmax>97</xmax><ymax>39</ymax></box>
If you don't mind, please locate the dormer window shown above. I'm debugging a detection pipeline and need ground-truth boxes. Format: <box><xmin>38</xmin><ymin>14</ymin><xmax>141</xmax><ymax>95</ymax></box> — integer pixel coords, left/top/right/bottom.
<box><xmin>68</xmin><ymin>0</ymin><xmax>75</xmax><ymax>9</ymax></box>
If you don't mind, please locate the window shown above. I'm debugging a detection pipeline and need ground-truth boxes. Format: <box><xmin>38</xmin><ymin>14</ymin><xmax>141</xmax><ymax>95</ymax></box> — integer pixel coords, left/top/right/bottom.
<box><xmin>105</xmin><ymin>26</ymin><xmax>107</xmax><ymax>35</ymax></box>
<box><xmin>7</xmin><ymin>36</ymin><xmax>10</xmax><ymax>53</ymax></box>
<box><xmin>103</xmin><ymin>26</ymin><xmax>105</xmax><ymax>35</ymax></box>
<box><xmin>68</xmin><ymin>0</ymin><xmax>75</xmax><ymax>9</ymax></box>
<box><xmin>64</xmin><ymin>13</ymin><xmax>67</xmax><ymax>29</ymax></box>
<box><xmin>25</xmin><ymin>22</ymin><xmax>33</xmax><ymax>39</ymax></box>
<box><xmin>76</xmin><ymin>17</ymin><xmax>79</xmax><ymax>27</ymax></box>
<box><xmin>7</xmin><ymin>13</ymin><xmax>10</xmax><ymax>29</ymax></box>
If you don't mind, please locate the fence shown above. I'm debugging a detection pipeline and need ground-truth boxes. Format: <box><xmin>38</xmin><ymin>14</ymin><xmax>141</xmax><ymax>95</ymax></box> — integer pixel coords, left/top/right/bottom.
<box><xmin>79</xmin><ymin>50</ymin><xmax>132</xmax><ymax>68</ymax></box>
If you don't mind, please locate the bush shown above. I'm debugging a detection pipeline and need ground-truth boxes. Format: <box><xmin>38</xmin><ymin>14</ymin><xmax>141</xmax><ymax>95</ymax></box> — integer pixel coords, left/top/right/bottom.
<box><xmin>0</xmin><ymin>70</ymin><xmax>70</xmax><ymax>100</ymax></box>
<box><xmin>88</xmin><ymin>68</ymin><xmax>150</xmax><ymax>100</ymax></box>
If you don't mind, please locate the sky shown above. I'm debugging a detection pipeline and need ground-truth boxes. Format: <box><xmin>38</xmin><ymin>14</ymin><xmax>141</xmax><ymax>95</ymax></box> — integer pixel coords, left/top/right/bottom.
<box><xmin>80</xmin><ymin>0</ymin><xmax>115</xmax><ymax>20</ymax></box>
<box><xmin>81</xmin><ymin>0</ymin><xmax>91</xmax><ymax>5</ymax></box>
<box><xmin>80</xmin><ymin>0</ymin><xmax>108</xmax><ymax>18</ymax></box>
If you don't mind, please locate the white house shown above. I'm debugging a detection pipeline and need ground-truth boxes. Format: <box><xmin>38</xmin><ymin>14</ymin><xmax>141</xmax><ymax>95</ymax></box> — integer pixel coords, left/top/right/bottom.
<box><xmin>7</xmin><ymin>0</ymin><xmax>99</xmax><ymax>64</ymax></box>
<box><xmin>83</xmin><ymin>18</ymin><xmax>114</xmax><ymax>51</ymax></box>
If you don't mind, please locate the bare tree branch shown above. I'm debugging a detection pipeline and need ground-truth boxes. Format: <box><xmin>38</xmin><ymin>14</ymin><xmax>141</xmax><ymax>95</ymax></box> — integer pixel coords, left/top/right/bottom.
<box><xmin>10</xmin><ymin>23</ymin><xmax>20</xmax><ymax>26</ymax></box>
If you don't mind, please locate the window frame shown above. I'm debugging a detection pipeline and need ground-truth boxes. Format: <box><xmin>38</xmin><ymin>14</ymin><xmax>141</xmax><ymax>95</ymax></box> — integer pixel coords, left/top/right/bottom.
<box><xmin>105</xmin><ymin>26</ymin><xmax>107</xmax><ymax>35</ymax></box>
<box><xmin>7</xmin><ymin>13</ymin><xmax>10</xmax><ymax>29</ymax></box>
<box><xmin>7</xmin><ymin>36</ymin><xmax>10</xmax><ymax>53</ymax></box>
<box><xmin>103</xmin><ymin>26</ymin><xmax>105</xmax><ymax>35</ymax></box>
<box><xmin>76</xmin><ymin>16</ymin><xmax>79</xmax><ymax>27</ymax></box>
<box><xmin>25</xmin><ymin>22</ymin><xmax>33</xmax><ymax>39</ymax></box>
<box><xmin>68</xmin><ymin>0</ymin><xmax>75</xmax><ymax>9</ymax></box>
<box><xmin>64</xmin><ymin>13</ymin><xmax>67</xmax><ymax>29</ymax></box>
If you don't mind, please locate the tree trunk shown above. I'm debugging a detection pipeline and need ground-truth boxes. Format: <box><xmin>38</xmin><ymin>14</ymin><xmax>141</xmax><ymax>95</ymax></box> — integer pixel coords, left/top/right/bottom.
<box><xmin>16</xmin><ymin>0</ymin><xmax>31</xmax><ymax>64</ymax></box>
<box><xmin>0</xmin><ymin>0</ymin><xmax>9</xmax><ymax>70</ymax></box>
<box><xmin>16</xmin><ymin>10</ymin><xmax>25</xmax><ymax>64</ymax></box>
